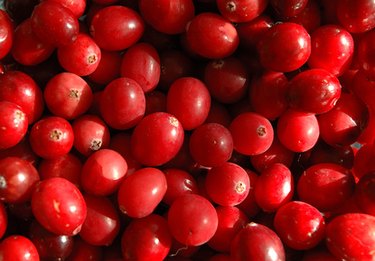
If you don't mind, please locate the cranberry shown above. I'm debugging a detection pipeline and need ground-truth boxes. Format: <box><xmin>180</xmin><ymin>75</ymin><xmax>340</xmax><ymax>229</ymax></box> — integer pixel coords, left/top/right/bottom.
<box><xmin>229</xmin><ymin>112</ymin><xmax>274</xmax><ymax>156</ymax></box>
<box><xmin>308</xmin><ymin>25</ymin><xmax>354</xmax><ymax>76</ymax></box>
<box><xmin>185</xmin><ymin>12</ymin><xmax>239</xmax><ymax>59</ymax></box>
<box><xmin>326</xmin><ymin>213</ymin><xmax>375</xmax><ymax>260</ymax></box>
<box><xmin>121</xmin><ymin>214</ymin><xmax>172</xmax><ymax>260</ymax></box>
<box><xmin>204</xmin><ymin>57</ymin><xmax>249</xmax><ymax>104</ymax></box>
<box><xmin>162</xmin><ymin>168</ymin><xmax>199</xmax><ymax>206</ymax></box>
<box><xmin>29</xmin><ymin>116</ymin><xmax>74</xmax><ymax>159</ymax></box>
<box><xmin>249</xmin><ymin>70</ymin><xmax>289</xmax><ymax>120</ymax></box>
<box><xmin>274</xmin><ymin>201</ymin><xmax>326</xmax><ymax>250</ymax></box>
<box><xmin>29</xmin><ymin>219</ymin><xmax>74</xmax><ymax>260</ymax></box>
<box><xmin>38</xmin><ymin>153</ymin><xmax>82</xmax><ymax>188</ymax></box>
<box><xmin>287</xmin><ymin>69</ymin><xmax>342</xmax><ymax>114</ymax></box>
<box><xmin>67</xmin><ymin>237</ymin><xmax>104</xmax><ymax>261</ymax></box>
<box><xmin>89</xmin><ymin>5</ymin><xmax>145</xmax><ymax>51</ymax></box>
<box><xmin>283</xmin><ymin>0</ymin><xmax>321</xmax><ymax>33</ymax></box>
<box><xmin>336</xmin><ymin>0</ymin><xmax>375</xmax><ymax>33</ymax></box>
<box><xmin>117</xmin><ymin>167</ymin><xmax>167</xmax><ymax>218</ymax></box>
<box><xmin>217</xmin><ymin>0</ymin><xmax>268</xmax><ymax>23</ymax></box>
<box><xmin>166</xmin><ymin>77</ymin><xmax>211</xmax><ymax>130</ymax></box>
<box><xmin>0</xmin><ymin>70</ymin><xmax>44</xmax><ymax>124</ymax></box>
<box><xmin>31</xmin><ymin>177</ymin><xmax>87</xmax><ymax>236</ymax></box>
<box><xmin>237</xmin><ymin>169</ymin><xmax>260</xmax><ymax>217</ymax></box>
<box><xmin>81</xmin><ymin>149</ymin><xmax>128</xmax><ymax>196</ymax></box>
<box><xmin>297</xmin><ymin>163</ymin><xmax>355</xmax><ymax>211</ymax></box>
<box><xmin>0</xmin><ymin>10</ymin><xmax>13</xmax><ymax>60</ymax></box>
<box><xmin>0</xmin><ymin>156</ymin><xmax>39</xmax><ymax>204</ymax></box>
<box><xmin>167</xmin><ymin>194</ymin><xmax>218</xmax><ymax>246</ymax></box>
<box><xmin>355</xmin><ymin>171</ymin><xmax>375</xmax><ymax>216</ymax></box>
<box><xmin>130</xmin><ymin>112</ymin><xmax>184</xmax><ymax>166</ymax></box>
<box><xmin>139</xmin><ymin>0</ymin><xmax>195</xmax><ymax>34</ymax></box>
<box><xmin>257</xmin><ymin>22</ymin><xmax>311</xmax><ymax>72</ymax></box>
<box><xmin>237</xmin><ymin>15</ymin><xmax>273</xmax><ymax>50</ymax></box>
<box><xmin>230</xmin><ymin>222</ymin><xmax>286</xmax><ymax>261</ymax></box>
<box><xmin>277</xmin><ymin>109</ymin><xmax>319</xmax><ymax>152</ymax></box>
<box><xmin>57</xmin><ymin>33</ymin><xmax>102</xmax><ymax>76</ymax></box>
<box><xmin>120</xmin><ymin>42</ymin><xmax>160</xmax><ymax>93</ymax></box>
<box><xmin>72</xmin><ymin>114</ymin><xmax>111</xmax><ymax>156</ymax></box>
<box><xmin>30</xmin><ymin>1</ymin><xmax>79</xmax><ymax>47</ymax></box>
<box><xmin>254</xmin><ymin>163</ymin><xmax>294</xmax><ymax>212</ymax></box>
<box><xmin>208</xmin><ymin>206</ymin><xmax>249</xmax><ymax>252</ymax></box>
<box><xmin>0</xmin><ymin>101</ymin><xmax>28</xmax><ymax>150</ymax></box>
<box><xmin>99</xmin><ymin>77</ymin><xmax>146</xmax><ymax>130</ymax></box>
<box><xmin>44</xmin><ymin>72</ymin><xmax>94</xmax><ymax>120</ymax></box>
<box><xmin>205</xmin><ymin>162</ymin><xmax>250</xmax><ymax>206</ymax></box>
<box><xmin>79</xmin><ymin>194</ymin><xmax>120</xmax><ymax>246</ymax></box>
<box><xmin>189</xmin><ymin>123</ymin><xmax>233</xmax><ymax>167</ymax></box>
<box><xmin>0</xmin><ymin>235</ymin><xmax>39</xmax><ymax>261</ymax></box>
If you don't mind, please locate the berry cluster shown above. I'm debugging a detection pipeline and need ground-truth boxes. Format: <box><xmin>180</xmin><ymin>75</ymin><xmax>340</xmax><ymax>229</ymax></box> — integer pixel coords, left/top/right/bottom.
<box><xmin>0</xmin><ymin>0</ymin><xmax>375</xmax><ymax>260</ymax></box>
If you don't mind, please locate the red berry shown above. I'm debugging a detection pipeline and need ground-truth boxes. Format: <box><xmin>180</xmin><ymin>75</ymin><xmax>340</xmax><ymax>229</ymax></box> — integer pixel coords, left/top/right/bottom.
<box><xmin>117</xmin><ymin>167</ymin><xmax>167</xmax><ymax>218</ymax></box>
<box><xmin>167</xmin><ymin>194</ymin><xmax>218</xmax><ymax>246</ymax></box>
<box><xmin>217</xmin><ymin>0</ymin><xmax>268</xmax><ymax>22</ymax></box>
<box><xmin>0</xmin><ymin>10</ymin><xmax>13</xmax><ymax>60</ymax></box>
<box><xmin>336</xmin><ymin>0</ymin><xmax>375</xmax><ymax>33</ymax></box>
<box><xmin>31</xmin><ymin>177</ymin><xmax>87</xmax><ymax>236</ymax></box>
<box><xmin>355</xmin><ymin>171</ymin><xmax>375</xmax><ymax>216</ymax></box>
<box><xmin>257</xmin><ymin>22</ymin><xmax>311</xmax><ymax>72</ymax></box>
<box><xmin>0</xmin><ymin>235</ymin><xmax>39</xmax><ymax>261</ymax></box>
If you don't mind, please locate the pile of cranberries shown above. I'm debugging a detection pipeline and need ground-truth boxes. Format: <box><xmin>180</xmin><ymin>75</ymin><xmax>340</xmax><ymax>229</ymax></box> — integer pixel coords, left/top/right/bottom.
<box><xmin>1</xmin><ymin>0</ymin><xmax>375</xmax><ymax>260</ymax></box>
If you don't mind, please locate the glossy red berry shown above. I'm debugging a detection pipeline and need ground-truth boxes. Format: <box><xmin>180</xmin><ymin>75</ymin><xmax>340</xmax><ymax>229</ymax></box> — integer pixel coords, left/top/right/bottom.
<box><xmin>274</xmin><ymin>201</ymin><xmax>326</xmax><ymax>250</ymax></box>
<box><xmin>81</xmin><ymin>149</ymin><xmax>128</xmax><ymax>196</ymax></box>
<box><xmin>0</xmin><ymin>202</ymin><xmax>6</xmax><ymax>239</ymax></box>
<box><xmin>326</xmin><ymin>213</ymin><xmax>375</xmax><ymax>260</ymax></box>
<box><xmin>0</xmin><ymin>156</ymin><xmax>40</xmax><ymax>204</ymax></box>
<box><xmin>87</xmin><ymin>50</ymin><xmax>122</xmax><ymax>85</ymax></box>
<box><xmin>189</xmin><ymin>123</ymin><xmax>233</xmax><ymax>167</ymax></box>
<box><xmin>254</xmin><ymin>163</ymin><xmax>294</xmax><ymax>212</ymax></box>
<box><xmin>308</xmin><ymin>25</ymin><xmax>354</xmax><ymax>76</ymax></box>
<box><xmin>277</xmin><ymin>110</ymin><xmax>319</xmax><ymax>152</ymax></box>
<box><xmin>46</xmin><ymin>0</ymin><xmax>86</xmax><ymax>18</ymax></box>
<box><xmin>57</xmin><ymin>33</ymin><xmax>102</xmax><ymax>76</ymax></box>
<box><xmin>130</xmin><ymin>112</ymin><xmax>184</xmax><ymax>166</ymax></box>
<box><xmin>217</xmin><ymin>0</ymin><xmax>268</xmax><ymax>22</ymax></box>
<box><xmin>89</xmin><ymin>5</ymin><xmax>144</xmax><ymax>51</ymax></box>
<box><xmin>44</xmin><ymin>72</ymin><xmax>93</xmax><ymax>120</ymax></box>
<box><xmin>0</xmin><ymin>101</ymin><xmax>28</xmax><ymax>150</ymax></box>
<box><xmin>117</xmin><ymin>167</ymin><xmax>167</xmax><ymax>218</ymax></box>
<box><xmin>29</xmin><ymin>116</ymin><xmax>74</xmax><ymax>159</ymax></box>
<box><xmin>287</xmin><ymin>69</ymin><xmax>342</xmax><ymax>114</ymax></box>
<box><xmin>167</xmin><ymin>194</ymin><xmax>218</xmax><ymax>246</ymax></box>
<box><xmin>31</xmin><ymin>177</ymin><xmax>87</xmax><ymax>236</ymax></box>
<box><xmin>79</xmin><ymin>194</ymin><xmax>120</xmax><ymax>246</ymax></box>
<box><xmin>185</xmin><ymin>12</ymin><xmax>239</xmax><ymax>59</ymax></box>
<box><xmin>230</xmin><ymin>222</ymin><xmax>285</xmax><ymax>261</ymax></box>
<box><xmin>120</xmin><ymin>42</ymin><xmax>160</xmax><ymax>93</ymax></box>
<box><xmin>270</xmin><ymin>0</ymin><xmax>308</xmax><ymax>18</ymax></box>
<box><xmin>205</xmin><ymin>162</ymin><xmax>250</xmax><ymax>206</ymax></box>
<box><xmin>357</xmin><ymin>29</ymin><xmax>375</xmax><ymax>80</ymax></box>
<box><xmin>99</xmin><ymin>77</ymin><xmax>146</xmax><ymax>130</ymax></box>
<box><xmin>257</xmin><ymin>22</ymin><xmax>311</xmax><ymax>72</ymax></box>
<box><xmin>229</xmin><ymin>112</ymin><xmax>274</xmax><ymax>155</ymax></box>
<box><xmin>30</xmin><ymin>1</ymin><xmax>79</xmax><ymax>47</ymax></box>
<box><xmin>297</xmin><ymin>163</ymin><xmax>355</xmax><ymax>211</ymax></box>
<box><xmin>167</xmin><ymin>77</ymin><xmax>211</xmax><ymax>130</ymax></box>
<box><xmin>139</xmin><ymin>0</ymin><xmax>195</xmax><ymax>34</ymax></box>
<box><xmin>121</xmin><ymin>214</ymin><xmax>172</xmax><ymax>261</ymax></box>
<box><xmin>0</xmin><ymin>235</ymin><xmax>39</xmax><ymax>261</ymax></box>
